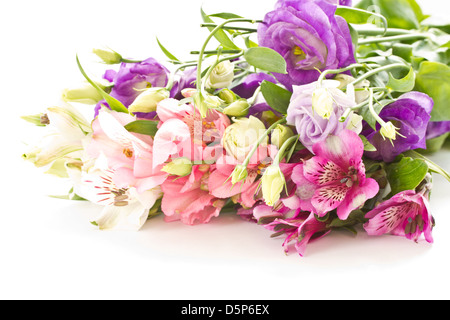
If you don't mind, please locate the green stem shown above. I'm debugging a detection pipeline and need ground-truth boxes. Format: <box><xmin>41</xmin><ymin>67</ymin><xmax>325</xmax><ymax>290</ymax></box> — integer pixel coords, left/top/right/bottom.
<box><xmin>200</xmin><ymin>24</ymin><xmax>257</xmax><ymax>33</ymax></box>
<box><xmin>318</xmin><ymin>63</ymin><xmax>365</xmax><ymax>85</ymax></box>
<box><xmin>339</xmin><ymin>91</ymin><xmax>386</xmax><ymax>122</ymax></box>
<box><xmin>353</xmin><ymin>27</ymin><xmax>414</xmax><ymax>36</ymax></box>
<box><xmin>358</xmin><ymin>33</ymin><xmax>429</xmax><ymax>45</ymax></box>
<box><xmin>273</xmin><ymin>135</ymin><xmax>299</xmax><ymax>166</ymax></box>
<box><xmin>241</xmin><ymin>118</ymin><xmax>287</xmax><ymax>167</ymax></box>
<box><xmin>347</xmin><ymin>63</ymin><xmax>410</xmax><ymax>87</ymax></box>
<box><xmin>121</xmin><ymin>58</ymin><xmax>143</xmax><ymax>63</ymax></box>
<box><xmin>367</xmin><ymin>88</ymin><xmax>386</xmax><ymax>127</ymax></box>
<box><xmin>196</xmin><ymin>18</ymin><xmax>258</xmax><ymax>94</ymax></box>
<box><xmin>191</xmin><ymin>49</ymin><xmax>242</xmax><ymax>55</ymax></box>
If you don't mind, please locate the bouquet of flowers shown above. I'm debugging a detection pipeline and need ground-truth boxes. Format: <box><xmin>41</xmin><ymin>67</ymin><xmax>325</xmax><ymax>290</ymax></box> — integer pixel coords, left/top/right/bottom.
<box><xmin>22</xmin><ymin>0</ymin><xmax>450</xmax><ymax>257</ymax></box>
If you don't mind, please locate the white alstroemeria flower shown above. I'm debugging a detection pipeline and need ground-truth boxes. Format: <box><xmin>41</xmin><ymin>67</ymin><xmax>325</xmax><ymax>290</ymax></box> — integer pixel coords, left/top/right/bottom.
<box><xmin>69</xmin><ymin>154</ymin><xmax>162</xmax><ymax>231</ymax></box>
<box><xmin>23</xmin><ymin>102</ymin><xmax>91</xmax><ymax>168</ymax></box>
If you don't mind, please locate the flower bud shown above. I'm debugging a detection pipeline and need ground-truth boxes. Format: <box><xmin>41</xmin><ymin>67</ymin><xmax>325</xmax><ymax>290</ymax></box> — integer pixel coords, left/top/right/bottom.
<box><xmin>231</xmin><ymin>164</ymin><xmax>248</xmax><ymax>185</ymax></box>
<box><xmin>222</xmin><ymin>99</ymin><xmax>249</xmax><ymax>117</ymax></box>
<box><xmin>218</xmin><ymin>89</ymin><xmax>237</xmax><ymax>104</ymax></box>
<box><xmin>62</xmin><ymin>83</ymin><xmax>103</xmax><ymax>105</ymax></box>
<box><xmin>206</xmin><ymin>61</ymin><xmax>234</xmax><ymax>89</ymax></box>
<box><xmin>93</xmin><ymin>48</ymin><xmax>123</xmax><ymax>64</ymax></box>
<box><xmin>161</xmin><ymin>157</ymin><xmax>193</xmax><ymax>177</ymax></box>
<box><xmin>271</xmin><ymin>124</ymin><xmax>294</xmax><ymax>149</ymax></box>
<box><xmin>128</xmin><ymin>88</ymin><xmax>170</xmax><ymax>113</ymax></box>
<box><xmin>312</xmin><ymin>87</ymin><xmax>334</xmax><ymax>119</ymax></box>
<box><xmin>261</xmin><ymin>165</ymin><xmax>285</xmax><ymax>207</ymax></box>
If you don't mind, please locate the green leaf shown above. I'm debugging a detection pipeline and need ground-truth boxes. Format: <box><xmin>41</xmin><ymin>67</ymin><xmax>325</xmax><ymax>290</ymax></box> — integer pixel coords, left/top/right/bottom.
<box><xmin>414</xmin><ymin>61</ymin><xmax>450</xmax><ymax>122</ymax></box>
<box><xmin>208</xmin><ymin>12</ymin><xmax>243</xmax><ymax>20</ymax></box>
<box><xmin>244</xmin><ymin>47</ymin><xmax>287</xmax><ymax>74</ymax></box>
<box><xmin>360</xmin><ymin>135</ymin><xmax>377</xmax><ymax>152</ymax></box>
<box><xmin>156</xmin><ymin>37</ymin><xmax>179</xmax><ymax>62</ymax></box>
<box><xmin>244</xmin><ymin>36</ymin><xmax>258</xmax><ymax>49</ymax></box>
<box><xmin>76</xmin><ymin>55</ymin><xmax>129</xmax><ymax>114</ymax></box>
<box><xmin>386</xmin><ymin>156</ymin><xmax>429</xmax><ymax>195</ymax></box>
<box><xmin>356</xmin><ymin>0</ymin><xmax>424</xmax><ymax>29</ymax></box>
<box><xmin>404</xmin><ymin>150</ymin><xmax>450</xmax><ymax>183</ymax></box>
<box><xmin>386</xmin><ymin>67</ymin><xmax>415</xmax><ymax>92</ymax></box>
<box><xmin>336</xmin><ymin>6</ymin><xmax>388</xmax><ymax>33</ymax></box>
<box><xmin>201</xmin><ymin>8</ymin><xmax>240</xmax><ymax>50</ymax></box>
<box><xmin>124</xmin><ymin>120</ymin><xmax>159</xmax><ymax>136</ymax></box>
<box><xmin>421</xmin><ymin>133</ymin><xmax>450</xmax><ymax>154</ymax></box>
<box><xmin>260</xmin><ymin>80</ymin><xmax>292</xmax><ymax>115</ymax></box>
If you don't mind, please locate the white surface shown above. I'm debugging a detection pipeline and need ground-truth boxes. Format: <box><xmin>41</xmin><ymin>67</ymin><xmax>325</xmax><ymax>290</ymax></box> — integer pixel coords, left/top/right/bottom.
<box><xmin>1</xmin><ymin>0</ymin><xmax>450</xmax><ymax>300</ymax></box>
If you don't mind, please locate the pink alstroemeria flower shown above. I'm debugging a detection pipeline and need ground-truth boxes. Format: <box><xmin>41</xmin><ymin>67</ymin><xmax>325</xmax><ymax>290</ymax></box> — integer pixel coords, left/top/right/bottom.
<box><xmin>364</xmin><ymin>189</ymin><xmax>434</xmax><ymax>243</ymax></box>
<box><xmin>161</xmin><ymin>165</ymin><xmax>226</xmax><ymax>225</ymax></box>
<box><xmin>291</xmin><ymin>129</ymin><xmax>379</xmax><ymax>220</ymax></box>
<box><xmin>86</xmin><ymin>109</ymin><xmax>167</xmax><ymax>193</ymax></box>
<box><xmin>152</xmin><ymin>98</ymin><xmax>230</xmax><ymax>167</ymax></box>
<box><xmin>208</xmin><ymin>144</ymin><xmax>279</xmax><ymax>209</ymax></box>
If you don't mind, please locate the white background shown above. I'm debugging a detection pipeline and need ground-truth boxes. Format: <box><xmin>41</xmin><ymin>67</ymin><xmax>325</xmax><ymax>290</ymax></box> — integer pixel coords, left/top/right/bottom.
<box><xmin>1</xmin><ymin>0</ymin><xmax>450</xmax><ymax>300</ymax></box>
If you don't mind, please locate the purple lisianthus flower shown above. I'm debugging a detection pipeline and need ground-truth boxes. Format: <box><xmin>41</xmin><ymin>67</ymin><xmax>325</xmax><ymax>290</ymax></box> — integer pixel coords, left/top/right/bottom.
<box><xmin>170</xmin><ymin>67</ymin><xmax>197</xmax><ymax>100</ymax></box>
<box><xmin>426</xmin><ymin>121</ymin><xmax>450</xmax><ymax>140</ymax></box>
<box><xmin>95</xmin><ymin>57</ymin><xmax>169</xmax><ymax>117</ymax></box>
<box><xmin>286</xmin><ymin>80</ymin><xmax>355</xmax><ymax>152</ymax></box>
<box><xmin>258</xmin><ymin>0</ymin><xmax>356</xmax><ymax>90</ymax></box>
<box><xmin>232</xmin><ymin>72</ymin><xmax>276</xmax><ymax>99</ymax></box>
<box><xmin>362</xmin><ymin>92</ymin><xmax>434</xmax><ymax>163</ymax></box>
<box><xmin>276</xmin><ymin>0</ymin><xmax>352</xmax><ymax>8</ymax></box>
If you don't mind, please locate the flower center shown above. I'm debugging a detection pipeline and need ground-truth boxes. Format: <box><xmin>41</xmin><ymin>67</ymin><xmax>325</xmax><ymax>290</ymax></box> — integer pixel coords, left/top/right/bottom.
<box><xmin>123</xmin><ymin>148</ymin><xmax>134</xmax><ymax>158</ymax></box>
<box><xmin>340</xmin><ymin>166</ymin><xmax>359</xmax><ymax>187</ymax></box>
<box><xmin>111</xmin><ymin>188</ymin><xmax>129</xmax><ymax>207</ymax></box>
<box><xmin>292</xmin><ymin>46</ymin><xmax>306</xmax><ymax>62</ymax></box>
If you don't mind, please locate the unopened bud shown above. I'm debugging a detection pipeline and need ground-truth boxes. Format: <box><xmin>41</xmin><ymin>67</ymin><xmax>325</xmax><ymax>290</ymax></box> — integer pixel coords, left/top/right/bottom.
<box><xmin>231</xmin><ymin>164</ymin><xmax>248</xmax><ymax>185</ymax></box>
<box><xmin>128</xmin><ymin>88</ymin><xmax>170</xmax><ymax>113</ymax></box>
<box><xmin>222</xmin><ymin>99</ymin><xmax>249</xmax><ymax>117</ymax></box>
<box><xmin>62</xmin><ymin>83</ymin><xmax>103</xmax><ymax>105</ymax></box>
<box><xmin>218</xmin><ymin>89</ymin><xmax>237</xmax><ymax>104</ymax></box>
<box><xmin>93</xmin><ymin>48</ymin><xmax>123</xmax><ymax>65</ymax></box>
<box><xmin>261</xmin><ymin>165</ymin><xmax>285</xmax><ymax>207</ymax></box>
<box><xmin>206</xmin><ymin>61</ymin><xmax>234</xmax><ymax>89</ymax></box>
<box><xmin>271</xmin><ymin>124</ymin><xmax>294</xmax><ymax>149</ymax></box>
<box><xmin>161</xmin><ymin>157</ymin><xmax>192</xmax><ymax>177</ymax></box>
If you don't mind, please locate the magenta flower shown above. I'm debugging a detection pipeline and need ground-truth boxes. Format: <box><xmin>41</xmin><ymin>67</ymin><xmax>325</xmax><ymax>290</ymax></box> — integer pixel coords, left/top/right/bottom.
<box><xmin>291</xmin><ymin>130</ymin><xmax>379</xmax><ymax>220</ymax></box>
<box><xmin>264</xmin><ymin>211</ymin><xmax>330</xmax><ymax>256</ymax></box>
<box><xmin>364</xmin><ymin>190</ymin><xmax>434</xmax><ymax>243</ymax></box>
